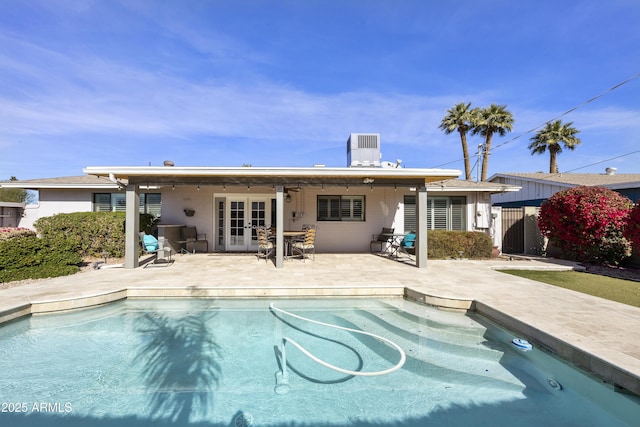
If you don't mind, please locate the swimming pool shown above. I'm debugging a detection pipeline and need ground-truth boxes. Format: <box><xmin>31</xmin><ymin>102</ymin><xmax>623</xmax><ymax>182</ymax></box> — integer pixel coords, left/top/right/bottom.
<box><xmin>0</xmin><ymin>298</ymin><xmax>637</xmax><ymax>426</ymax></box>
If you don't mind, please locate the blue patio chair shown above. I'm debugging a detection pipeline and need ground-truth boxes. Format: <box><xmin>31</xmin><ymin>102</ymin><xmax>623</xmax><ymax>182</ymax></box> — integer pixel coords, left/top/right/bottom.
<box><xmin>139</xmin><ymin>232</ymin><xmax>172</xmax><ymax>265</ymax></box>
<box><xmin>390</xmin><ymin>233</ymin><xmax>416</xmax><ymax>259</ymax></box>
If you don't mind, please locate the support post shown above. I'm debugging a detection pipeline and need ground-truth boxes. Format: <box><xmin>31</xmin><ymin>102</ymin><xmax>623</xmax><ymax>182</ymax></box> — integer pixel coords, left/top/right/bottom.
<box><xmin>125</xmin><ymin>184</ymin><xmax>140</xmax><ymax>269</ymax></box>
<box><xmin>415</xmin><ymin>185</ymin><xmax>428</xmax><ymax>268</ymax></box>
<box><xmin>275</xmin><ymin>186</ymin><xmax>284</xmax><ymax>268</ymax></box>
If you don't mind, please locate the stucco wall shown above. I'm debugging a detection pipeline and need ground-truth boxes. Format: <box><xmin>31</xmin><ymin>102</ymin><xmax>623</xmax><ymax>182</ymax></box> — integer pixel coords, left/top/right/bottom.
<box><xmin>20</xmin><ymin>189</ymin><xmax>94</xmax><ymax>230</ymax></box>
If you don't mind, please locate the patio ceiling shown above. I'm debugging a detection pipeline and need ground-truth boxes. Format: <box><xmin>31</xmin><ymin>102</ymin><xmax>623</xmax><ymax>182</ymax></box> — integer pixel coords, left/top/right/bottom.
<box><xmin>83</xmin><ymin>166</ymin><xmax>461</xmax><ymax>188</ymax></box>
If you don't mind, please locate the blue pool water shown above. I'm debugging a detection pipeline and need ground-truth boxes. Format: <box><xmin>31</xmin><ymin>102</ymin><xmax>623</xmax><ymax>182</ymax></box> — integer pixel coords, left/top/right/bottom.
<box><xmin>0</xmin><ymin>298</ymin><xmax>637</xmax><ymax>426</ymax></box>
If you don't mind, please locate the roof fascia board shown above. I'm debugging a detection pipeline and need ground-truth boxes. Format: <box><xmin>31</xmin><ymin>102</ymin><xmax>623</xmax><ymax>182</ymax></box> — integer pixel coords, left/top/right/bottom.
<box><xmin>83</xmin><ymin>166</ymin><xmax>461</xmax><ymax>184</ymax></box>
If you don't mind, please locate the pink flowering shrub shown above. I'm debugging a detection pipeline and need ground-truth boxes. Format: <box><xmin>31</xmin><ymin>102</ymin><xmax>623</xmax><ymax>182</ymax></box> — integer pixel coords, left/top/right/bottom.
<box><xmin>0</xmin><ymin>227</ymin><xmax>36</xmax><ymax>241</ymax></box>
<box><xmin>538</xmin><ymin>186</ymin><xmax>633</xmax><ymax>265</ymax></box>
<box><xmin>624</xmin><ymin>203</ymin><xmax>640</xmax><ymax>251</ymax></box>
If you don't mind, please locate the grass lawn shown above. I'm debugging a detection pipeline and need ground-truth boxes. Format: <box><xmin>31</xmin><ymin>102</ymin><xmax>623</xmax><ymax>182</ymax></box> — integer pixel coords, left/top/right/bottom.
<box><xmin>498</xmin><ymin>270</ymin><xmax>640</xmax><ymax>308</ymax></box>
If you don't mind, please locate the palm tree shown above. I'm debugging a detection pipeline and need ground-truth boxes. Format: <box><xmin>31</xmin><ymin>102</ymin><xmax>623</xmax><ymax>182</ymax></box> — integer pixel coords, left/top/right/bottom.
<box><xmin>439</xmin><ymin>102</ymin><xmax>480</xmax><ymax>181</ymax></box>
<box><xmin>528</xmin><ymin>120</ymin><xmax>581</xmax><ymax>173</ymax></box>
<box><xmin>473</xmin><ymin>104</ymin><xmax>514</xmax><ymax>181</ymax></box>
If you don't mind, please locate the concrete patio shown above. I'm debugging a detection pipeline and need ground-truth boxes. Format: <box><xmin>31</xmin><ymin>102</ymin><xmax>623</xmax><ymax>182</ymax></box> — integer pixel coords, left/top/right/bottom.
<box><xmin>1</xmin><ymin>253</ymin><xmax>639</xmax><ymax>397</ymax></box>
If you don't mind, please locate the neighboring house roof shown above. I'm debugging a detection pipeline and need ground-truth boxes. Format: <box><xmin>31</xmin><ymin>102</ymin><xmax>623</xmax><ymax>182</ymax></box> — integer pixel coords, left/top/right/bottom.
<box><xmin>0</xmin><ymin>201</ymin><xmax>25</xmax><ymax>208</ymax></box>
<box><xmin>427</xmin><ymin>179</ymin><xmax>521</xmax><ymax>194</ymax></box>
<box><xmin>489</xmin><ymin>172</ymin><xmax>640</xmax><ymax>190</ymax></box>
<box><xmin>0</xmin><ymin>175</ymin><xmax>123</xmax><ymax>190</ymax></box>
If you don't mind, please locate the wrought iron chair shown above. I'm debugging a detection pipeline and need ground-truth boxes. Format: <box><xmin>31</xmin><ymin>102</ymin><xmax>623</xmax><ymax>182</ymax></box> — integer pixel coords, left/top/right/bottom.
<box><xmin>291</xmin><ymin>226</ymin><xmax>316</xmax><ymax>262</ymax></box>
<box><xmin>256</xmin><ymin>225</ymin><xmax>275</xmax><ymax>262</ymax></box>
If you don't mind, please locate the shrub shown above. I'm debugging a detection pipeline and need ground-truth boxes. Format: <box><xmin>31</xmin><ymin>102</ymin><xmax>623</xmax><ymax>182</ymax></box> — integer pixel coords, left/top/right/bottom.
<box><xmin>538</xmin><ymin>186</ymin><xmax>633</xmax><ymax>265</ymax></box>
<box><xmin>427</xmin><ymin>230</ymin><xmax>493</xmax><ymax>259</ymax></box>
<box><xmin>35</xmin><ymin>212</ymin><xmax>126</xmax><ymax>258</ymax></box>
<box><xmin>33</xmin><ymin>212</ymin><xmax>157</xmax><ymax>258</ymax></box>
<box><xmin>0</xmin><ymin>235</ymin><xmax>82</xmax><ymax>282</ymax></box>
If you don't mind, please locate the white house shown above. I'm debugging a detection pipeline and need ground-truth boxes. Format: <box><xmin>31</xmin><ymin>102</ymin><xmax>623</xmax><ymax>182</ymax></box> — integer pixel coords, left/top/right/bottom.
<box><xmin>3</xmin><ymin>135</ymin><xmax>520</xmax><ymax>268</ymax></box>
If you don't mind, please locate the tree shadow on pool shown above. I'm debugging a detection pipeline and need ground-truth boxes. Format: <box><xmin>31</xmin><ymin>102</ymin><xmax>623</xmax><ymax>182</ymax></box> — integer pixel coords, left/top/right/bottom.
<box><xmin>135</xmin><ymin>309</ymin><xmax>222</xmax><ymax>423</ymax></box>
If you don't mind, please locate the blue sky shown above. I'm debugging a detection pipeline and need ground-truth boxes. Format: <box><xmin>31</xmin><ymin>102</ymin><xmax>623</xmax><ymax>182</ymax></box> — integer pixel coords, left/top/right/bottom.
<box><xmin>1</xmin><ymin>0</ymin><xmax>640</xmax><ymax>180</ymax></box>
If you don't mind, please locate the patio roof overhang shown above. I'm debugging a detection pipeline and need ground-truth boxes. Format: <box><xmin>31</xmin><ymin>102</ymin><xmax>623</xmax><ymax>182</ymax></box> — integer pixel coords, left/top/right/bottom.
<box><xmin>83</xmin><ymin>166</ymin><xmax>461</xmax><ymax>188</ymax></box>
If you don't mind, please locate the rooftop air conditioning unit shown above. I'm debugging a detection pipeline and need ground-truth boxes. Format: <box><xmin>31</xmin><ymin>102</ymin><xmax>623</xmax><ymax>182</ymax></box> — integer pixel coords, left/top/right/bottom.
<box><xmin>347</xmin><ymin>133</ymin><xmax>381</xmax><ymax>167</ymax></box>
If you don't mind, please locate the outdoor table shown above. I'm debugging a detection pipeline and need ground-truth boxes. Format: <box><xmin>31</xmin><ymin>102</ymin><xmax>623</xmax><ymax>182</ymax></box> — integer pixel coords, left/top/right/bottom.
<box><xmin>283</xmin><ymin>231</ymin><xmax>306</xmax><ymax>259</ymax></box>
<box><xmin>387</xmin><ymin>234</ymin><xmax>408</xmax><ymax>258</ymax></box>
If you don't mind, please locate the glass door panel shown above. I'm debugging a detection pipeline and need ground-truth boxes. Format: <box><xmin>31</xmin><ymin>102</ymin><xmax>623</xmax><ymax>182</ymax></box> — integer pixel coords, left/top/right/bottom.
<box><xmin>226</xmin><ymin>197</ymin><xmax>270</xmax><ymax>251</ymax></box>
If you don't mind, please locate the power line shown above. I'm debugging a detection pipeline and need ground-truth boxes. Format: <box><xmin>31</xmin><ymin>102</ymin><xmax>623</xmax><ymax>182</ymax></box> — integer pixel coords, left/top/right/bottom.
<box><xmin>431</xmin><ymin>71</ymin><xmax>640</xmax><ymax>169</ymax></box>
<box><xmin>564</xmin><ymin>148</ymin><xmax>640</xmax><ymax>173</ymax></box>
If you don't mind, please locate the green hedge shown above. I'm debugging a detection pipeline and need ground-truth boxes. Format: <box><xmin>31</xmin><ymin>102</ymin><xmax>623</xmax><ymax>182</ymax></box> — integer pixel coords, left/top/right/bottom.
<box><xmin>0</xmin><ymin>235</ymin><xmax>82</xmax><ymax>282</ymax></box>
<box><xmin>427</xmin><ymin>230</ymin><xmax>493</xmax><ymax>259</ymax></box>
<box><xmin>34</xmin><ymin>212</ymin><xmax>157</xmax><ymax>258</ymax></box>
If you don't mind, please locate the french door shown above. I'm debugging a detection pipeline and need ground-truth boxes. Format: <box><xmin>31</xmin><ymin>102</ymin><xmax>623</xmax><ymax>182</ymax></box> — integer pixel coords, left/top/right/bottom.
<box><xmin>226</xmin><ymin>197</ymin><xmax>270</xmax><ymax>251</ymax></box>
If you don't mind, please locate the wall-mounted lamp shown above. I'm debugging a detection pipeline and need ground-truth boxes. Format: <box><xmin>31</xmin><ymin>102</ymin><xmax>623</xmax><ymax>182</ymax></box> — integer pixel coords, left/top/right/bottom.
<box><xmin>285</xmin><ymin>193</ymin><xmax>292</xmax><ymax>203</ymax></box>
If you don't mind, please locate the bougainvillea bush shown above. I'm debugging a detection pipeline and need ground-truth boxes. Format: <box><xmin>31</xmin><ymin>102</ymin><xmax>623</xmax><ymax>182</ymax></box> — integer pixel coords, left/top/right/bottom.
<box><xmin>538</xmin><ymin>186</ymin><xmax>633</xmax><ymax>265</ymax></box>
<box><xmin>625</xmin><ymin>203</ymin><xmax>640</xmax><ymax>252</ymax></box>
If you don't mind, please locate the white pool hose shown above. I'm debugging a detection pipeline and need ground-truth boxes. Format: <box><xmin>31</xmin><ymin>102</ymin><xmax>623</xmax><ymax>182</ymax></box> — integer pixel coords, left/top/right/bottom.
<box><xmin>270</xmin><ymin>303</ymin><xmax>406</xmax><ymax>378</ymax></box>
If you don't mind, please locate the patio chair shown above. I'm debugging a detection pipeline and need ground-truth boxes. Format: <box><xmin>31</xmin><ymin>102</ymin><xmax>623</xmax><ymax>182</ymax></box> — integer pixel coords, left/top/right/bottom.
<box><xmin>256</xmin><ymin>225</ymin><xmax>275</xmax><ymax>262</ymax></box>
<box><xmin>291</xmin><ymin>226</ymin><xmax>316</xmax><ymax>262</ymax></box>
<box><xmin>370</xmin><ymin>227</ymin><xmax>395</xmax><ymax>253</ymax></box>
<box><xmin>177</xmin><ymin>226</ymin><xmax>208</xmax><ymax>254</ymax></box>
<box><xmin>139</xmin><ymin>232</ymin><xmax>172</xmax><ymax>264</ymax></box>
<box><xmin>390</xmin><ymin>232</ymin><xmax>416</xmax><ymax>259</ymax></box>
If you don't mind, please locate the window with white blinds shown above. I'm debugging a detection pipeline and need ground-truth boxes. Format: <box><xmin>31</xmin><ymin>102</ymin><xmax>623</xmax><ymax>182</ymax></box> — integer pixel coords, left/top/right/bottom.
<box><xmin>93</xmin><ymin>193</ymin><xmax>161</xmax><ymax>217</ymax></box>
<box><xmin>403</xmin><ymin>195</ymin><xmax>466</xmax><ymax>232</ymax></box>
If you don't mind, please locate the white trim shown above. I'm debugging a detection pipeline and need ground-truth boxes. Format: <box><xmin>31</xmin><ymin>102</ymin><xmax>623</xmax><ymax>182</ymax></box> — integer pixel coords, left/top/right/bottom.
<box><xmin>83</xmin><ymin>165</ymin><xmax>460</xmax><ymax>181</ymax></box>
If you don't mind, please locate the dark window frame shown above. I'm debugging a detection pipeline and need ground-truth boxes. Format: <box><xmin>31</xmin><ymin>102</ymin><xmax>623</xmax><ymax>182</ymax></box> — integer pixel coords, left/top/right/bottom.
<box><xmin>317</xmin><ymin>195</ymin><xmax>365</xmax><ymax>221</ymax></box>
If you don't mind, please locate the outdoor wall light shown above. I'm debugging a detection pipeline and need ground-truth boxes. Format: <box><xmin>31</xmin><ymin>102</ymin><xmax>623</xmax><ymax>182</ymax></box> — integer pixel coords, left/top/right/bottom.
<box><xmin>285</xmin><ymin>193</ymin><xmax>292</xmax><ymax>203</ymax></box>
